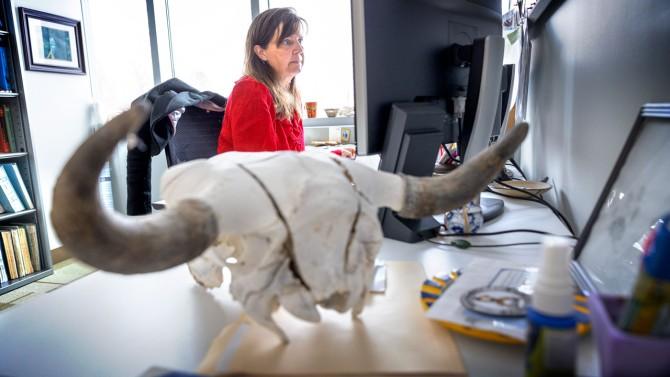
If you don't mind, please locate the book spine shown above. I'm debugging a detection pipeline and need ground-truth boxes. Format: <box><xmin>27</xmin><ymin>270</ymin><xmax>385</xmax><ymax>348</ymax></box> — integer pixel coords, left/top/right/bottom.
<box><xmin>0</xmin><ymin>166</ymin><xmax>25</xmax><ymax>212</ymax></box>
<box><xmin>15</xmin><ymin>227</ymin><xmax>33</xmax><ymax>275</ymax></box>
<box><xmin>2</xmin><ymin>163</ymin><xmax>33</xmax><ymax>209</ymax></box>
<box><xmin>0</xmin><ymin>47</ymin><xmax>12</xmax><ymax>92</ymax></box>
<box><xmin>25</xmin><ymin>224</ymin><xmax>40</xmax><ymax>272</ymax></box>
<box><xmin>0</xmin><ymin>244</ymin><xmax>8</xmax><ymax>283</ymax></box>
<box><xmin>11</xmin><ymin>229</ymin><xmax>25</xmax><ymax>277</ymax></box>
<box><xmin>3</xmin><ymin>105</ymin><xmax>16</xmax><ymax>152</ymax></box>
<box><xmin>2</xmin><ymin>228</ymin><xmax>25</xmax><ymax>277</ymax></box>
<box><xmin>0</xmin><ymin>231</ymin><xmax>17</xmax><ymax>280</ymax></box>
<box><xmin>0</xmin><ymin>107</ymin><xmax>10</xmax><ymax>153</ymax></box>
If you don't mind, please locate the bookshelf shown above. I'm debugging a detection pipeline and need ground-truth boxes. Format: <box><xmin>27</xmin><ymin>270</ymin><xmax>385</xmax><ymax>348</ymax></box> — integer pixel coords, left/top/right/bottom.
<box><xmin>0</xmin><ymin>0</ymin><xmax>52</xmax><ymax>295</ymax></box>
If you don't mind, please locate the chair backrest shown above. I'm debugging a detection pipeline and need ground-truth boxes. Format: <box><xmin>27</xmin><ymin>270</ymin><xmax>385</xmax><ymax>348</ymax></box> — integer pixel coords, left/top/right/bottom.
<box><xmin>165</xmin><ymin>106</ymin><xmax>224</xmax><ymax>167</ymax></box>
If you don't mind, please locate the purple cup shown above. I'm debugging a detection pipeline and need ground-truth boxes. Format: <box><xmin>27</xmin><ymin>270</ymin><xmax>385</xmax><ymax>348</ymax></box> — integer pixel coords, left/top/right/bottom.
<box><xmin>587</xmin><ymin>294</ymin><xmax>670</xmax><ymax>377</ymax></box>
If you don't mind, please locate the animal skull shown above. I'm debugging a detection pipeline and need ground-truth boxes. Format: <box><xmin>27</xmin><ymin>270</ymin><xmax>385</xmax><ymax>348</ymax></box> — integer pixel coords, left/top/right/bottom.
<box><xmin>51</xmin><ymin>103</ymin><xmax>528</xmax><ymax>342</ymax></box>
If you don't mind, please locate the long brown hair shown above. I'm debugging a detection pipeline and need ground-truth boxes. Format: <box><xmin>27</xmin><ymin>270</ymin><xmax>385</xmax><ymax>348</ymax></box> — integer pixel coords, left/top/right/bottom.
<box><xmin>245</xmin><ymin>8</ymin><xmax>307</xmax><ymax>120</ymax></box>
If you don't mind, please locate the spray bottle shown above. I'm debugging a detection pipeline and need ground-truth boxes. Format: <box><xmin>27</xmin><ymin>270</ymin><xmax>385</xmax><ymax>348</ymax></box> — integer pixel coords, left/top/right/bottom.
<box><xmin>525</xmin><ymin>236</ymin><xmax>577</xmax><ymax>377</ymax></box>
<box><xmin>618</xmin><ymin>214</ymin><xmax>670</xmax><ymax>336</ymax></box>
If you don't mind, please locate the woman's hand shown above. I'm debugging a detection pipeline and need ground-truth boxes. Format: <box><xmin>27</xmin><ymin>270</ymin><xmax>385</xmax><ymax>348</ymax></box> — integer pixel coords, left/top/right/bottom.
<box><xmin>331</xmin><ymin>146</ymin><xmax>356</xmax><ymax>159</ymax></box>
<box><xmin>339</xmin><ymin>147</ymin><xmax>356</xmax><ymax>159</ymax></box>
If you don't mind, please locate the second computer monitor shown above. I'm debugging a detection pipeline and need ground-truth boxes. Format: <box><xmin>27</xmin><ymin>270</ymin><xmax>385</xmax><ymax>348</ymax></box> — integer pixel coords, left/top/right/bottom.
<box><xmin>461</xmin><ymin>35</ymin><xmax>504</xmax><ymax>162</ymax></box>
<box><xmin>378</xmin><ymin>102</ymin><xmax>445</xmax><ymax>243</ymax></box>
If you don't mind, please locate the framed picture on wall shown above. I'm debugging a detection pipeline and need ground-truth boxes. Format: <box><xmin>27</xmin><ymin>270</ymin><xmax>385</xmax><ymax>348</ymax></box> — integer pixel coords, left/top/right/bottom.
<box><xmin>18</xmin><ymin>7</ymin><xmax>85</xmax><ymax>75</ymax></box>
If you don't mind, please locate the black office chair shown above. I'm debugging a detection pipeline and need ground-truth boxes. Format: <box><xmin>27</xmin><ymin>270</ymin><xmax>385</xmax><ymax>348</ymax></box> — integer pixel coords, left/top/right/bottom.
<box><xmin>164</xmin><ymin>106</ymin><xmax>224</xmax><ymax>167</ymax></box>
<box><xmin>149</xmin><ymin>106</ymin><xmax>224</xmax><ymax>211</ymax></box>
<box><xmin>127</xmin><ymin>78</ymin><xmax>227</xmax><ymax>215</ymax></box>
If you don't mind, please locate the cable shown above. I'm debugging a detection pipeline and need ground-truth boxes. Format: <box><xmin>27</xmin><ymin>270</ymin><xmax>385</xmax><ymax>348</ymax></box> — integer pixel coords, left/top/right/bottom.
<box><xmin>427</xmin><ymin>227</ymin><xmax>576</xmax><ymax>249</ymax></box>
<box><xmin>509</xmin><ymin>158</ymin><xmax>527</xmax><ymax>180</ymax></box>
<box><xmin>436</xmin><ymin>227</ymin><xmax>576</xmax><ymax>239</ymax></box>
<box><xmin>490</xmin><ymin>179</ymin><xmax>576</xmax><ymax>236</ymax></box>
<box><xmin>497</xmin><ymin>181</ymin><xmax>575</xmax><ymax>235</ymax></box>
<box><xmin>426</xmin><ymin>238</ymin><xmax>542</xmax><ymax>249</ymax></box>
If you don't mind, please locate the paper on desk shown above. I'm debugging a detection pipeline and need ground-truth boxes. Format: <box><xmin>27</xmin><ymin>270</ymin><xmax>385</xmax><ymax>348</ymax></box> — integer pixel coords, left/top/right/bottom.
<box><xmin>425</xmin><ymin>258</ymin><xmax>537</xmax><ymax>341</ymax></box>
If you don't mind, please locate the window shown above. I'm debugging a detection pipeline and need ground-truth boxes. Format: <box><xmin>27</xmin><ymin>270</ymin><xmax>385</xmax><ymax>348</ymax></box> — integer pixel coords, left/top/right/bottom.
<box><xmin>268</xmin><ymin>0</ymin><xmax>354</xmax><ymax>117</ymax></box>
<box><xmin>164</xmin><ymin>0</ymin><xmax>354</xmax><ymax>115</ymax></box>
<box><xmin>86</xmin><ymin>0</ymin><xmax>154</xmax><ymax>117</ymax></box>
<box><xmin>167</xmin><ymin>0</ymin><xmax>252</xmax><ymax>96</ymax></box>
<box><xmin>85</xmin><ymin>0</ymin><xmax>157</xmax><ymax>212</ymax></box>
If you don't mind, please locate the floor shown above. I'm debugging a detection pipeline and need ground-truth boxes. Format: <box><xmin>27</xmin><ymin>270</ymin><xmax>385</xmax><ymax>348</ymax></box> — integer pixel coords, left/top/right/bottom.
<box><xmin>0</xmin><ymin>259</ymin><xmax>97</xmax><ymax>311</ymax></box>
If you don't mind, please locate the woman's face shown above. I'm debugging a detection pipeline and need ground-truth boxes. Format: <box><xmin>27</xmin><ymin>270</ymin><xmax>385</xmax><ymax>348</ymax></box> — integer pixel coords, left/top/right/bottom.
<box><xmin>255</xmin><ymin>24</ymin><xmax>304</xmax><ymax>86</ymax></box>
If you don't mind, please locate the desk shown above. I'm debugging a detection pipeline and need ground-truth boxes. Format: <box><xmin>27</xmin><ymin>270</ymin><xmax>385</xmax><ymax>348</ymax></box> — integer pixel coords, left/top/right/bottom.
<box><xmin>378</xmin><ymin>193</ymin><xmax>599</xmax><ymax>377</ymax></box>
<box><xmin>0</xmin><ymin>194</ymin><xmax>599</xmax><ymax>377</ymax></box>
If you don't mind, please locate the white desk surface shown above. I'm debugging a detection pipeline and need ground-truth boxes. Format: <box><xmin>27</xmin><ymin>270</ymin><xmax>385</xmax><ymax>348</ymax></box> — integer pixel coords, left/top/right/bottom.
<box><xmin>0</xmin><ymin>193</ymin><xmax>599</xmax><ymax>377</ymax></box>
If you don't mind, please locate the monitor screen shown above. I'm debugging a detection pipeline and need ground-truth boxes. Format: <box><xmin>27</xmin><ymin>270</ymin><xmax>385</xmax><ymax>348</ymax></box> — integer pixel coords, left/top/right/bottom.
<box><xmin>460</xmin><ymin>35</ymin><xmax>504</xmax><ymax>162</ymax></box>
<box><xmin>352</xmin><ymin>0</ymin><xmax>502</xmax><ymax>156</ymax></box>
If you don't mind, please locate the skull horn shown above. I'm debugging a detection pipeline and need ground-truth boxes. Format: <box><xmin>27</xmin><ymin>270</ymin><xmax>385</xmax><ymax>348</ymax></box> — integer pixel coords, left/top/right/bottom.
<box><xmin>398</xmin><ymin>122</ymin><xmax>529</xmax><ymax>218</ymax></box>
<box><xmin>51</xmin><ymin>103</ymin><xmax>218</xmax><ymax>274</ymax></box>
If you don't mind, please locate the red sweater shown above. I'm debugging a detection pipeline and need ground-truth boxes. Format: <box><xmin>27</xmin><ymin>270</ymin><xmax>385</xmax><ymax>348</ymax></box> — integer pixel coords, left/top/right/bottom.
<box><xmin>217</xmin><ymin>76</ymin><xmax>304</xmax><ymax>153</ymax></box>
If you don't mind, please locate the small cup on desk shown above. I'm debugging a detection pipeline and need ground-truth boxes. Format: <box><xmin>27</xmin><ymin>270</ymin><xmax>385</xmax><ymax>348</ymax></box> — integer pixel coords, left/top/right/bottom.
<box><xmin>324</xmin><ymin>108</ymin><xmax>339</xmax><ymax>118</ymax></box>
<box><xmin>305</xmin><ymin>101</ymin><xmax>317</xmax><ymax>118</ymax></box>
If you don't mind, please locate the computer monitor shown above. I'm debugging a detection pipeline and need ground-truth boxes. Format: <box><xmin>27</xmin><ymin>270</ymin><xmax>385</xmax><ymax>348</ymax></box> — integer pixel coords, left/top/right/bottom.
<box><xmin>352</xmin><ymin>0</ymin><xmax>502</xmax><ymax>156</ymax></box>
<box><xmin>460</xmin><ymin>36</ymin><xmax>504</xmax><ymax>162</ymax></box>
<box><xmin>497</xmin><ymin>64</ymin><xmax>515</xmax><ymax>138</ymax></box>
<box><xmin>352</xmin><ymin>0</ymin><xmax>503</xmax><ymax>242</ymax></box>
<box><xmin>459</xmin><ymin>35</ymin><xmax>505</xmax><ymax>222</ymax></box>
<box><xmin>377</xmin><ymin>102</ymin><xmax>446</xmax><ymax>242</ymax></box>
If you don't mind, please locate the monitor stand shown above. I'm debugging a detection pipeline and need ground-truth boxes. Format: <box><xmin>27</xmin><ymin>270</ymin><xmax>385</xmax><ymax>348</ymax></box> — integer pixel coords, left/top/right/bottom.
<box><xmin>380</xmin><ymin>208</ymin><xmax>440</xmax><ymax>243</ymax></box>
<box><xmin>481</xmin><ymin>197</ymin><xmax>504</xmax><ymax>222</ymax></box>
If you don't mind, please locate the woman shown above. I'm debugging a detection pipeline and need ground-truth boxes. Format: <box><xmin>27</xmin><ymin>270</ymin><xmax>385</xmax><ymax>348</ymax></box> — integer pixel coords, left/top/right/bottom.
<box><xmin>217</xmin><ymin>8</ymin><xmax>306</xmax><ymax>153</ymax></box>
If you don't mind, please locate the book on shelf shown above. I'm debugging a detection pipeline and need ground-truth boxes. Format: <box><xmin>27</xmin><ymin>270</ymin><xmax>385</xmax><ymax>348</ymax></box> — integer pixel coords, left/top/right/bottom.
<box><xmin>13</xmin><ymin>226</ymin><xmax>33</xmax><ymax>275</ymax></box>
<box><xmin>2</xmin><ymin>227</ymin><xmax>23</xmax><ymax>277</ymax></box>
<box><xmin>0</xmin><ymin>46</ymin><xmax>12</xmax><ymax>92</ymax></box>
<box><xmin>23</xmin><ymin>224</ymin><xmax>40</xmax><ymax>272</ymax></box>
<box><xmin>0</xmin><ymin>108</ymin><xmax>10</xmax><ymax>153</ymax></box>
<box><xmin>0</xmin><ymin>226</ymin><xmax>33</xmax><ymax>277</ymax></box>
<box><xmin>0</xmin><ymin>164</ymin><xmax>25</xmax><ymax>212</ymax></box>
<box><xmin>2</xmin><ymin>163</ymin><xmax>33</xmax><ymax>209</ymax></box>
<box><xmin>0</xmin><ymin>223</ymin><xmax>41</xmax><ymax>280</ymax></box>
<box><xmin>9</xmin><ymin>223</ymin><xmax>40</xmax><ymax>272</ymax></box>
<box><xmin>0</xmin><ymin>243</ymin><xmax>8</xmax><ymax>283</ymax></box>
<box><xmin>1</xmin><ymin>105</ymin><xmax>16</xmax><ymax>152</ymax></box>
<box><xmin>0</xmin><ymin>227</ymin><xmax>29</xmax><ymax>278</ymax></box>
<box><xmin>0</xmin><ymin>229</ymin><xmax>18</xmax><ymax>279</ymax></box>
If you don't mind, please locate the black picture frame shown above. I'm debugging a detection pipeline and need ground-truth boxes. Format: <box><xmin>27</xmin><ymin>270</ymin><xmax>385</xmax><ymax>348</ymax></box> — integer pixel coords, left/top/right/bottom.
<box><xmin>18</xmin><ymin>7</ymin><xmax>85</xmax><ymax>75</ymax></box>
<box><xmin>572</xmin><ymin>103</ymin><xmax>670</xmax><ymax>295</ymax></box>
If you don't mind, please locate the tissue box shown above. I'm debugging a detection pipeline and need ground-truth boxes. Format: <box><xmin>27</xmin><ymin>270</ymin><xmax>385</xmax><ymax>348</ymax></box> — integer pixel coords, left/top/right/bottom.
<box><xmin>587</xmin><ymin>294</ymin><xmax>670</xmax><ymax>377</ymax></box>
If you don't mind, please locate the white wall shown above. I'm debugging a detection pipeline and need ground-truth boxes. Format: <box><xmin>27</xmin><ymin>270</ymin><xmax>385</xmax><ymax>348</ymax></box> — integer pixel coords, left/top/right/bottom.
<box><xmin>522</xmin><ymin>0</ymin><xmax>670</xmax><ymax>233</ymax></box>
<box><xmin>11</xmin><ymin>0</ymin><xmax>92</xmax><ymax>248</ymax></box>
